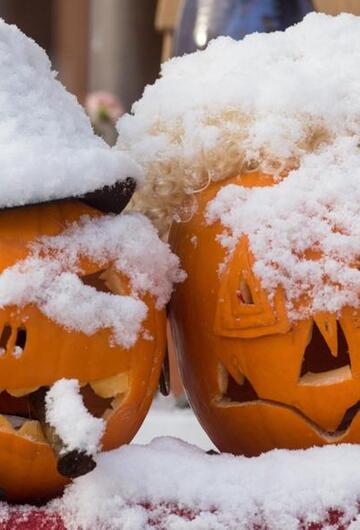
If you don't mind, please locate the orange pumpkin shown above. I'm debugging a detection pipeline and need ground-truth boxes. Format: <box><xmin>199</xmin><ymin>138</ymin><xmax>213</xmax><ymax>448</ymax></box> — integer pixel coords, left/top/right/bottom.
<box><xmin>170</xmin><ymin>172</ymin><xmax>360</xmax><ymax>456</ymax></box>
<box><xmin>0</xmin><ymin>200</ymin><xmax>165</xmax><ymax>502</ymax></box>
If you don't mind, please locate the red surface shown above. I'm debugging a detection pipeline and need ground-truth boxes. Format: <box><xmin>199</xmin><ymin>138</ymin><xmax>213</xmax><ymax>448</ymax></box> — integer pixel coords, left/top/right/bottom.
<box><xmin>0</xmin><ymin>505</ymin><xmax>356</xmax><ymax>529</ymax></box>
<box><xmin>0</xmin><ymin>511</ymin><xmax>65</xmax><ymax>530</ymax></box>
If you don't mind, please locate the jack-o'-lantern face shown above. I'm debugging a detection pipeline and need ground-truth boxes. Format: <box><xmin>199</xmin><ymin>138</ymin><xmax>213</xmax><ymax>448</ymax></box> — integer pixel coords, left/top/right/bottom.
<box><xmin>170</xmin><ymin>172</ymin><xmax>360</xmax><ymax>456</ymax></box>
<box><xmin>0</xmin><ymin>201</ymin><xmax>166</xmax><ymax>501</ymax></box>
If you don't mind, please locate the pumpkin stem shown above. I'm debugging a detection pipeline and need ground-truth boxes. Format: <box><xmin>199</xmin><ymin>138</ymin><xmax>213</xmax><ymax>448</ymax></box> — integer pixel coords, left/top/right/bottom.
<box><xmin>81</xmin><ymin>176</ymin><xmax>136</xmax><ymax>214</ymax></box>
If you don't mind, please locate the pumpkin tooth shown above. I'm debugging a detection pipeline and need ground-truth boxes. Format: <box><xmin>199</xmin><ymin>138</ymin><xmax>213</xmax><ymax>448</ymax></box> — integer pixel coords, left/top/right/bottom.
<box><xmin>218</xmin><ymin>364</ymin><xmax>229</xmax><ymax>394</ymax></box>
<box><xmin>7</xmin><ymin>386</ymin><xmax>39</xmax><ymax>397</ymax></box>
<box><xmin>90</xmin><ymin>373</ymin><xmax>129</xmax><ymax>398</ymax></box>
<box><xmin>18</xmin><ymin>420</ymin><xmax>46</xmax><ymax>443</ymax></box>
<box><xmin>0</xmin><ymin>415</ymin><xmax>15</xmax><ymax>432</ymax></box>
<box><xmin>313</xmin><ymin>313</ymin><xmax>338</xmax><ymax>357</ymax></box>
<box><xmin>103</xmin><ymin>408</ymin><xmax>113</xmax><ymax>421</ymax></box>
<box><xmin>111</xmin><ymin>393</ymin><xmax>126</xmax><ymax>410</ymax></box>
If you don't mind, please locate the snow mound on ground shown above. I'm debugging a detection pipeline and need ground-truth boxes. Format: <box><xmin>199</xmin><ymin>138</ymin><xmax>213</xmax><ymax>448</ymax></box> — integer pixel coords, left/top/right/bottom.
<box><xmin>0</xmin><ymin>213</ymin><xmax>184</xmax><ymax>347</ymax></box>
<box><xmin>118</xmin><ymin>13</ymin><xmax>360</xmax><ymax>318</ymax></box>
<box><xmin>0</xmin><ymin>19</ymin><xmax>141</xmax><ymax>209</ymax></box>
<box><xmin>48</xmin><ymin>437</ymin><xmax>360</xmax><ymax>529</ymax></box>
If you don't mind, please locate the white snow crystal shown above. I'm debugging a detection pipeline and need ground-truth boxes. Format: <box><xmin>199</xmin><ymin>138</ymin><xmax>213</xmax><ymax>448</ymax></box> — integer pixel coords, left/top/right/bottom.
<box><xmin>0</xmin><ymin>18</ymin><xmax>142</xmax><ymax>208</ymax></box>
<box><xmin>45</xmin><ymin>379</ymin><xmax>105</xmax><ymax>456</ymax></box>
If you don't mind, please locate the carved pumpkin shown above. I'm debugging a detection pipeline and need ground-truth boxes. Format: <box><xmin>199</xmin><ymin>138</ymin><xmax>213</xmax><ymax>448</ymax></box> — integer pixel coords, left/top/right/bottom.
<box><xmin>169</xmin><ymin>172</ymin><xmax>360</xmax><ymax>456</ymax></box>
<box><xmin>0</xmin><ymin>200</ymin><xmax>166</xmax><ymax>502</ymax></box>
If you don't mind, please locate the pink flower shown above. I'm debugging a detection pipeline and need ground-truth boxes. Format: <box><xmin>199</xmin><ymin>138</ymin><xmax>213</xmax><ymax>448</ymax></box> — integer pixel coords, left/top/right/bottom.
<box><xmin>85</xmin><ymin>91</ymin><xmax>124</xmax><ymax>125</ymax></box>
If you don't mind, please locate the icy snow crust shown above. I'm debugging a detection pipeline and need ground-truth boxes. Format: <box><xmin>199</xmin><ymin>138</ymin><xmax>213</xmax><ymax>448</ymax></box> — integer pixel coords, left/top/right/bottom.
<box><xmin>0</xmin><ymin>213</ymin><xmax>183</xmax><ymax>348</ymax></box>
<box><xmin>42</xmin><ymin>438</ymin><xmax>360</xmax><ymax>529</ymax></box>
<box><xmin>0</xmin><ymin>19</ymin><xmax>142</xmax><ymax>208</ymax></box>
<box><xmin>118</xmin><ymin>13</ymin><xmax>360</xmax><ymax>319</ymax></box>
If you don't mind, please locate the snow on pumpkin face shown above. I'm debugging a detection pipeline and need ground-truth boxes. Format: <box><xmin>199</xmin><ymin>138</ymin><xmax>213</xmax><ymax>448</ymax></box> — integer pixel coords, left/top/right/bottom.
<box><xmin>169</xmin><ymin>172</ymin><xmax>360</xmax><ymax>456</ymax></box>
<box><xmin>0</xmin><ymin>201</ymin><xmax>168</xmax><ymax>502</ymax></box>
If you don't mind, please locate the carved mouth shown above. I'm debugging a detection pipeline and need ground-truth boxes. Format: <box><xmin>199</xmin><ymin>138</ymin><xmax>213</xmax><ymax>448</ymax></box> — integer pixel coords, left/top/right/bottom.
<box><xmin>0</xmin><ymin>266</ymin><xmax>130</xmax><ymax>445</ymax></box>
<box><xmin>216</xmin><ymin>364</ymin><xmax>360</xmax><ymax>441</ymax></box>
<box><xmin>0</xmin><ymin>372</ymin><xmax>129</xmax><ymax>444</ymax></box>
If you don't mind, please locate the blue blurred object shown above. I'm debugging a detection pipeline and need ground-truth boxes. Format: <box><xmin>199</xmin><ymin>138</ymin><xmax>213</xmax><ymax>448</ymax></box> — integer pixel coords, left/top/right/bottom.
<box><xmin>173</xmin><ymin>0</ymin><xmax>314</xmax><ymax>56</ymax></box>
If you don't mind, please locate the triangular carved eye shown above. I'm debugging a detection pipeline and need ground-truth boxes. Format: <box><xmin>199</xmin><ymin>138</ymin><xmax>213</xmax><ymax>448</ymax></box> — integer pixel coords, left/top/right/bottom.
<box><xmin>81</xmin><ymin>268</ymin><xmax>128</xmax><ymax>295</ymax></box>
<box><xmin>237</xmin><ymin>278</ymin><xmax>254</xmax><ymax>305</ymax></box>
<box><xmin>214</xmin><ymin>236</ymin><xmax>290</xmax><ymax>338</ymax></box>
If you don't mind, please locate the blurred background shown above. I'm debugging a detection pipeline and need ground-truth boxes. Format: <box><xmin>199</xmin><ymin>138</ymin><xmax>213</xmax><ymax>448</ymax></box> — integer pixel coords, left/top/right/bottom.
<box><xmin>0</xmin><ymin>0</ymin><xmax>359</xmax><ymax>448</ymax></box>
<box><xmin>0</xmin><ymin>0</ymin><xmax>357</xmax><ymax>112</ymax></box>
<box><xmin>0</xmin><ymin>0</ymin><xmax>162</xmax><ymax>110</ymax></box>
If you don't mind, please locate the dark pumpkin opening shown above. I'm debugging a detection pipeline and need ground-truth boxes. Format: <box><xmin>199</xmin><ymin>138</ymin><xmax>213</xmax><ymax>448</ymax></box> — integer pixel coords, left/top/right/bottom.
<box><xmin>236</xmin><ymin>279</ymin><xmax>254</xmax><ymax>305</ymax></box>
<box><xmin>0</xmin><ymin>385</ymin><xmax>112</xmax><ymax>421</ymax></box>
<box><xmin>224</xmin><ymin>371</ymin><xmax>258</xmax><ymax>403</ymax></box>
<box><xmin>15</xmin><ymin>328</ymin><xmax>27</xmax><ymax>350</ymax></box>
<box><xmin>0</xmin><ymin>324</ymin><xmax>11</xmax><ymax>351</ymax></box>
<box><xmin>80</xmin><ymin>270</ymin><xmax>111</xmax><ymax>293</ymax></box>
<box><xmin>300</xmin><ymin>321</ymin><xmax>350</xmax><ymax>377</ymax></box>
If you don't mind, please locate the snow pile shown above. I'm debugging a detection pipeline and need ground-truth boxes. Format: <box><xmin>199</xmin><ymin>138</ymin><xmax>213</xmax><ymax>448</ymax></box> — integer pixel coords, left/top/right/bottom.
<box><xmin>49</xmin><ymin>438</ymin><xmax>360</xmax><ymax>529</ymax></box>
<box><xmin>46</xmin><ymin>379</ymin><xmax>105</xmax><ymax>456</ymax></box>
<box><xmin>206</xmin><ymin>143</ymin><xmax>360</xmax><ymax>319</ymax></box>
<box><xmin>0</xmin><ymin>213</ymin><xmax>184</xmax><ymax>347</ymax></box>
<box><xmin>0</xmin><ymin>19</ymin><xmax>142</xmax><ymax>209</ymax></box>
<box><xmin>118</xmin><ymin>12</ymin><xmax>360</xmax><ymax>316</ymax></box>
<box><xmin>119</xmin><ymin>12</ymin><xmax>360</xmax><ymax>183</ymax></box>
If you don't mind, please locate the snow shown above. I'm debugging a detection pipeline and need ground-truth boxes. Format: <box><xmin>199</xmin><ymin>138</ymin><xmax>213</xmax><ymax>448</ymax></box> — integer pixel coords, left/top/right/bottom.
<box><xmin>118</xmin><ymin>13</ymin><xmax>360</xmax><ymax>319</ymax></box>
<box><xmin>48</xmin><ymin>439</ymin><xmax>360</xmax><ymax>529</ymax></box>
<box><xmin>206</xmin><ymin>139</ymin><xmax>360</xmax><ymax>320</ymax></box>
<box><xmin>134</xmin><ymin>396</ymin><xmax>216</xmax><ymax>451</ymax></box>
<box><xmin>0</xmin><ymin>213</ymin><xmax>184</xmax><ymax>347</ymax></box>
<box><xmin>33</xmin><ymin>213</ymin><xmax>185</xmax><ymax>309</ymax></box>
<box><xmin>0</xmin><ymin>402</ymin><xmax>360</xmax><ymax>528</ymax></box>
<box><xmin>118</xmin><ymin>13</ymin><xmax>360</xmax><ymax>181</ymax></box>
<box><xmin>0</xmin><ymin>19</ymin><xmax>142</xmax><ymax>209</ymax></box>
<box><xmin>45</xmin><ymin>379</ymin><xmax>105</xmax><ymax>456</ymax></box>
<box><xmin>12</xmin><ymin>346</ymin><xmax>23</xmax><ymax>359</ymax></box>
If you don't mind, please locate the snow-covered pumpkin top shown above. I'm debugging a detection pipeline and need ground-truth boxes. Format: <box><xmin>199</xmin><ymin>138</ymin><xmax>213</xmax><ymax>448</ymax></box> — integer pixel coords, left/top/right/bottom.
<box><xmin>0</xmin><ymin>18</ymin><xmax>141</xmax><ymax>209</ymax></box>
<box><xmin>118</xmin><ymin>12</ymin><xmax>360</xmax><ymax>320</ymax></box>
